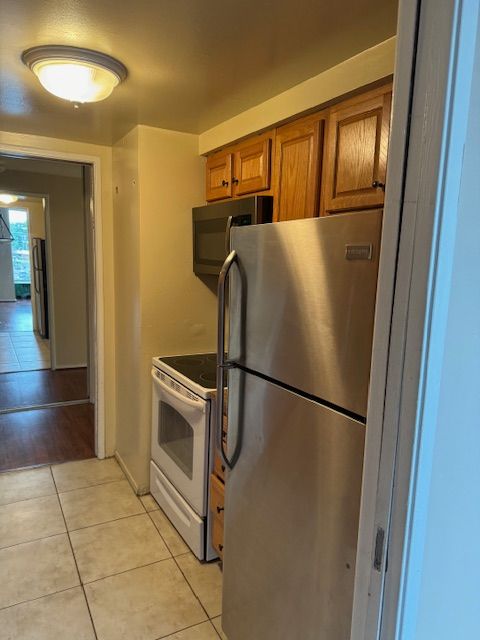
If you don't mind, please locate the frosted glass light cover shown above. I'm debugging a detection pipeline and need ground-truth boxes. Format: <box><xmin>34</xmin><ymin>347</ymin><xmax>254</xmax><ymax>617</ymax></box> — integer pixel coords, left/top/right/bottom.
<box><xmin>32</xmin><ymin>60</ymin><xmax>120</xmax><ymax>103</ymax></box>
<box><xmin>0</xmin><ymin>194</ymin><xmax>18</xmax><ymax>205</ymax></box>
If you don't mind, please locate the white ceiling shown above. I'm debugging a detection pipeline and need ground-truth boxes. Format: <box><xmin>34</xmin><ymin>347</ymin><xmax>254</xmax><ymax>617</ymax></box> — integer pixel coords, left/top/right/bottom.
<box><xmin>0</xmin><ymin>0</ymin><xmax>398</xmax><ymax>145</ymax></box>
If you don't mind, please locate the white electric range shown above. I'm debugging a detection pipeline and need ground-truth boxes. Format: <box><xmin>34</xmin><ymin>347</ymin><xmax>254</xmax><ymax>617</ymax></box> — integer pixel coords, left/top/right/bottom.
<box><xmin>150</xmin><ymin>353</ymin><xmax>222</xmax><ymax>561</ymax></box>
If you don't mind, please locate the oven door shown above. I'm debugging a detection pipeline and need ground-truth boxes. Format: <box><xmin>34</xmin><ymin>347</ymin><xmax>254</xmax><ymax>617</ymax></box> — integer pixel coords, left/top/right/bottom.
<box><xmin>151</xmin><ymin>368</ymin><xmax>209</xmax><ymax>515</ymax></box>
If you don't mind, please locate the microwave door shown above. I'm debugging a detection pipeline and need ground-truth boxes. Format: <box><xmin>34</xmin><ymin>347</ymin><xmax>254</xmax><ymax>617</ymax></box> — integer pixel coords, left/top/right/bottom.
<box><xmin>193</xmin><ymin>215</ymin><xmax>232</xmax><ymax>275</ymax></box>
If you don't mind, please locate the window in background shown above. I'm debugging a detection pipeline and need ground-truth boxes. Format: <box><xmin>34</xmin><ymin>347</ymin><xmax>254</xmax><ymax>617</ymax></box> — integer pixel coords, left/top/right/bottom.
<box><xmin>8</xmin><ymin>209</ymin><xmax>31</xmax><ymax>298</ymax></box>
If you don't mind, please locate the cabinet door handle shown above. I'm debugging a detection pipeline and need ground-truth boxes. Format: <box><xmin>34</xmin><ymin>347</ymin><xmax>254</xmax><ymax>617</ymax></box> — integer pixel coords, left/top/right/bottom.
<box><xmin>216</xmin><ymin>505</ymin><xmax>224</xmax><ymax>514</ymax></box>
<box><xmin>232</xmin><ymin>177</ymin><xmax>239</xmax><ymax>185</ymax></box>
<box><xmin>222</xmin><ymin>179</ymin><xmax>229</xmax><ymax>187</ymax></box>
<box><xmin>372</xmin><ymin>180</ymin><xmax>386</xmax><ymax>191</ymax></box>
<box><xmin>219</xmin><ymin>544</ymin><xmax>224</xmax><ymax>552</ymax></box>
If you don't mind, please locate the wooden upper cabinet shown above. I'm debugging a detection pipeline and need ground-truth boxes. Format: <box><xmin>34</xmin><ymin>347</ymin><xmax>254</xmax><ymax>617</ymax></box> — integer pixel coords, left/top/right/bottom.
<box><xmin>232</xmin><ymin>136</ymin><xmax>271</xmax><ymax>197</ymax></box>
<box><xmin>322</xmin><ymin>85</ymin><xmax>392</xmax><ymax>214</ymax></box>
<box><xmin>206</xmin><ymin>152</ymin><xmax>233</xmax><ymax>201</ymax></box>
<box><xmin>273</xmin><ymin>114</ymin><xmax>325</xmax><ymax>222</ymax></box>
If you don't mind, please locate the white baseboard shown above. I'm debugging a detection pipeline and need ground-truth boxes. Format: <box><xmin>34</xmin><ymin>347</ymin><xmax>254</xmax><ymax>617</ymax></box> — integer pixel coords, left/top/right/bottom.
<box><xmin>54</xmin><ymin>362</ymin><xmax>88</xmax><ymax>370</ymax></box>
<box><xmin>115</xmin><ymin>450</ymin><xmax>149</xmax><ymax>496</ymax></box>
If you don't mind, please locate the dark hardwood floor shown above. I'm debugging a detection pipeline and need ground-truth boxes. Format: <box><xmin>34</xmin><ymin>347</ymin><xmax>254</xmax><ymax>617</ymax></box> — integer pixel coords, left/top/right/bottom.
<box><xmin>0</xmin><ymin>368</ymin><xmax>88</xmax><ymax>410</ymax></box>
<box><xmin>0</xmin><ymin>300</ymin><xmax>33</xmax><ymax>332</ymax></box>
<box><xmin>0</xmin><ymin>403</ymin><xmax>95</xmax><ymax>472</ymax></box>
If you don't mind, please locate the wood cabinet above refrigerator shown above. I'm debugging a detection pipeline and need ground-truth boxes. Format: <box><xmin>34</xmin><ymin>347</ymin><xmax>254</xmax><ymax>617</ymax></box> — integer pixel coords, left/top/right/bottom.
<box><xmin>272</xmin><ymin>112</ymin><xmax>326</xmax><ymax>222</ymax></box>
<box><xmin>322</xmin><ymin>84</ymin><xmax>392</xmax><ymax>214</ymax></box>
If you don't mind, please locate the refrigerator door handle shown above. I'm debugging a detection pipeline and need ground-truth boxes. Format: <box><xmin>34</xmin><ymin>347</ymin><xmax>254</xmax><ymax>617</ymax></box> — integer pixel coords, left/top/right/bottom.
<box><xmin>34</xmin><ymin>268</ymin><xmax>40</xmax><ymax>294</ymax></box>
<box><xmin>217</xmin><ymin>250</ymin><xmax>237</xmax><ymax>469</ymax></box>
<box><xmin>32</xmin><ymin>243</ymin><xmax>39</xmax><ymax>270</ymax></box>
<box><xmin>225</xmin><ymin>215</ymin><xmax>233</xmax><ymax>255</ymax></box>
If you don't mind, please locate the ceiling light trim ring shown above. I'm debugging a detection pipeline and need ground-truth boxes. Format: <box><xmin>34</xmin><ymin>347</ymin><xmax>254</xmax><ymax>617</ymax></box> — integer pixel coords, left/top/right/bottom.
<box><xmin>21</xmin><ymin>45</ymin><xmax>128</xmax><ymax>83</ymax></box>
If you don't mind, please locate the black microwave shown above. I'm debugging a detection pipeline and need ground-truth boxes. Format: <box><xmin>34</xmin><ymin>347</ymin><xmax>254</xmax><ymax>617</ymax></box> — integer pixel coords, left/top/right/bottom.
<box><xmin>192</xmin><ymin>195</ymin><xmax>273</xmax><ymax>275</ymax></box>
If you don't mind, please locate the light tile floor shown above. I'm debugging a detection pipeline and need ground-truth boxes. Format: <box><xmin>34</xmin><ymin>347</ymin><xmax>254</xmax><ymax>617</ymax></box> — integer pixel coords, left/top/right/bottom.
<box><xmin>0</xmin><ymin>458</ymin><xmax>226</xmax><ymax>640</ymax></box>
<box><xmin>0</xmin><ymin>331</ymin><xmax>50</xmax><ymax>373</ymax></box>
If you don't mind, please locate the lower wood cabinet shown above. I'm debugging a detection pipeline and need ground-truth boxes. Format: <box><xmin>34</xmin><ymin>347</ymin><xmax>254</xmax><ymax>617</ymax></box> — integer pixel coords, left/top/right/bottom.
<box><xmin>272</xmin><ymin>113</ymin><xmax>326</xmax><ymax>222</ymax></box>
<box><xmin>210</xmin><ymin>473</ymin><xmax>225</xmax><ymax>524</ymax></box>
<box><xmin>212</xmin><ymin>514</ymin><xmax>224</xmax><ymax>559</ymax></box>
<box><xmin>210</xmin><ymin>472</ymin><xmax>225</xmax><ymax>559</ymax></box>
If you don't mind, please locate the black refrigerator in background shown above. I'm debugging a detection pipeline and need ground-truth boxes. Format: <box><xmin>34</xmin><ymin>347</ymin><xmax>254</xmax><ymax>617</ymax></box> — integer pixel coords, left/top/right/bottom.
<box><xmin>31</xmin><ymin>237</ymin><xmax>49</xmax><ymax>339</ymax></box>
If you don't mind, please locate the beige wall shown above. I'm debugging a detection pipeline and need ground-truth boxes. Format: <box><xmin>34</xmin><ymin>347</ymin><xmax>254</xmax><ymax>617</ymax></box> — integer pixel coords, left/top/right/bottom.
<box><xmin>112</xmin><ymin>126</ymin><xmax>143</xmax><ymax>486</ymax></box>
<box><xmin>25</xmin><ymin>197</ymin><xmax>46</xmax><ymax>239</ymax></box>
<box><xmin>0</xmin><ymin>169</ymin><xmax>88</xmax><ymax>368</ymax></box>
<box><xmin>114</xmin><ymin>125</ymin><xmax>217</xmax><ymax>492</ymax></box>
<box><xmin>0</xmin><ymin>131</ymin><xmax>116</xmax><ymax>455</ymax></box>
<box><xmin>199</xmin><ymin>36</ymin><xmax>396</xmax><ymax>154</ymax></box>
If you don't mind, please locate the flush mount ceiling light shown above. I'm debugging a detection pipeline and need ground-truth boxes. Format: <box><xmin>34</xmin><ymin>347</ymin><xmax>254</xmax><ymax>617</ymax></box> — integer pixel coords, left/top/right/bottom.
<box><xmin>0</xmin><ymin>194</ymin><xmax>18</xmax><ymax>205</ymax></box>
<box><xmin>22</xmin><ymin>45</ymin><xmax>127</xmax><ymax>103</ymax></box>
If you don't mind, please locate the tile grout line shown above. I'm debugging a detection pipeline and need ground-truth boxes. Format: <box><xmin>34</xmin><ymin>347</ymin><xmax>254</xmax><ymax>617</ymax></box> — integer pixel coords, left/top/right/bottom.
<box><xmin>145</xmin><ymin>509</ymin><xmax>224</xmax><ymax>639</ymax></box>
<box><xmin>49</xmin><ymin>465</ymin><xmax>99</xmax><ymax>640</ymax></box>
<box><xmin>0</xmin><ymin>489</ymin><xmax>58</xmax><ymax>508</ymax></box>
<box><xmin>55</xmin><ymin>475</ymin><xmax>129</xmax><ymax>495</ymax></box>
<box><xmin>0</xmin><ymin>528</ymin><xmax>67</xmax><ymax>553</ymax></box>
<box><xmin>0</xmin><ymin>584</ymin><xmax>85</xmax><ymax>613</ymax></box>
<box><xmin>144</xmin><ymin>508</ymin><xmax>223</xmax><ymax>635</ymax></box>
<box><xmin>153</xmin><ymin>618</ymin><xmax>222</xmax><ymax>640</ymax></box>
<box><xmin>145</xmin><ymin>509</ymin><xmax>191</xmax><ymax>562</ymax></box>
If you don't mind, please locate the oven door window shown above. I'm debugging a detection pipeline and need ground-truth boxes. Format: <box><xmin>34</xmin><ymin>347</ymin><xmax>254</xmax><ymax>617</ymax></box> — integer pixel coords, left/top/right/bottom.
<box><xmin>158</xmin><ymin>402</ymin><xmax>194</xmax><ymax>479</ymax></box>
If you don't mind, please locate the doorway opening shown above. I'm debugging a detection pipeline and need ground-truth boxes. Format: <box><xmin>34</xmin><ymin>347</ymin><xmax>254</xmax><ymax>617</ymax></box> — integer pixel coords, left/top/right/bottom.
<box><xmin>0</xmin><ymin>154</ymin><xmax>96</xmax><ymax>471</ymax></box>
<box><xmin>0</xmin><ymin>202</ymin><xmax>51</xmax><ymax>373</ymax></box>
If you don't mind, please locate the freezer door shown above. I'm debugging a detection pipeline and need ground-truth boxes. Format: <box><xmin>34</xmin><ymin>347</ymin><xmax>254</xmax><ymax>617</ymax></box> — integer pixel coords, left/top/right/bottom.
<box><xmin>228</xmin><ymin>210</ymin><xmax>382</xmax><ymax>417</ymax></box>
<box><xmin>222</xmin><ymin>369</ymin><xmax>365</xmax><ymax>640</ymax></box>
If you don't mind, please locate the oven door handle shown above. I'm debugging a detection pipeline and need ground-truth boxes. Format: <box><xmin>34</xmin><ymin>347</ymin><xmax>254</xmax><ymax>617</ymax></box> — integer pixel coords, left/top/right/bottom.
<box><xmin>151</xmin><ymin>369</ymin><xmax>205</xmax><ymax>412</ymax></box>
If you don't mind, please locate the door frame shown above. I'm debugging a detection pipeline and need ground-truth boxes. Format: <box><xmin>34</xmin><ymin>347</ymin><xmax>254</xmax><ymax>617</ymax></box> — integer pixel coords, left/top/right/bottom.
<box><xmin>351</xmin><ymin>0</ymin><xmax>480</xmax><ymax>638</ymax></box>
<box><xmin>0</xmin><ymin>143</ymin><xmax>106</xmax><ymax>459</ymax></box>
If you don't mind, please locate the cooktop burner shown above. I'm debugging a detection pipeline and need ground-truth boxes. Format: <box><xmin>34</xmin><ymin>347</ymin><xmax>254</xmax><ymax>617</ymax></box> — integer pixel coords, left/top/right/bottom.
<box><xmin>159</xmin><ymin>353</ymin><xmax>220</xmax><ymax>389</ymax></box>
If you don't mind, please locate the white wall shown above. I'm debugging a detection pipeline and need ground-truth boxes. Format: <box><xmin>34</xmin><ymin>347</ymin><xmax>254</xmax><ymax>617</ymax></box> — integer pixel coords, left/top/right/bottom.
<box><xmin>113</xmin><ymin>124</ymin><xmax>217</xmax><ymax>492</ymax></box>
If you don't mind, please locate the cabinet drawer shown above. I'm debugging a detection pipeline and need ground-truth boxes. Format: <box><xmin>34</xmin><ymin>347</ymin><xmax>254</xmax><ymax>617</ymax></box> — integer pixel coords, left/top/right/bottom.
<box><xmin>213</xmin><ymin>452</ymin><xmax>226</xmax><ymax>483</ymax></box>
<box><xmin>212</xmin><ymin>514</ymin><xmax>224</xmax><ymax>559</ymax></box>
<box><xmin>210</xmin><ymin>473</ymin><xmax>225</xmax><ymax>524</ymax></box>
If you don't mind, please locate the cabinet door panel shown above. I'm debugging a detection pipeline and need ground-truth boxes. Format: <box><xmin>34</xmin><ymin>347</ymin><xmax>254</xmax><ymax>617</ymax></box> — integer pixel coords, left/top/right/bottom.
<box><xmin>273</xmin><ymin>116</ymin><xmax>324</xmax><ymax>222</ymax></box>
<box><xmin>206</xmin><ymin>152</ymin><xmax>232</xmax><ymax>201</ymax></box>
<box><xmin>323</xmin><ymin>88</ymin><xmax>391</xmax><ymax>213</ymax></box>
<box><xmin>233</xmin><ymin>138</ymin><xmax>271</xmax><ymax>196</ymax></box>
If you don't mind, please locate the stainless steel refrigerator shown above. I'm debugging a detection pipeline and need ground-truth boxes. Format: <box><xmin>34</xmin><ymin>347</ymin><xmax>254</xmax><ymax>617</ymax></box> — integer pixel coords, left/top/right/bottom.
<box><xmin>216</xmin><ymin>210</ymin><xmax>382</xmax><ymax>640</ymax></box>
<box><xmin>31</xmin><ymin>237</ymin><xmax>49</xmax><ymax>339</ymax></box>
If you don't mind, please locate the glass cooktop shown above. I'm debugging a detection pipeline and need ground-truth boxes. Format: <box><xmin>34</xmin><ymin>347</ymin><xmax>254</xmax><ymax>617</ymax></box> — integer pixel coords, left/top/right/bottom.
<box><xmin>159</xmin><ymin>353</ymin><xmax>219</xmax><ymax>389</ymax></box>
